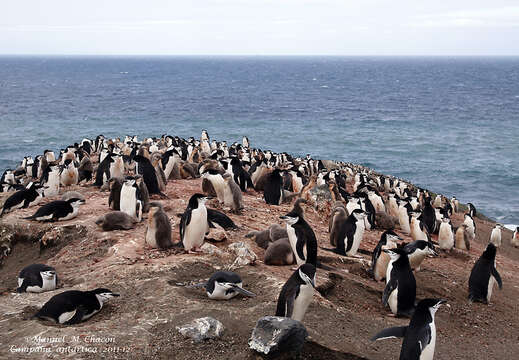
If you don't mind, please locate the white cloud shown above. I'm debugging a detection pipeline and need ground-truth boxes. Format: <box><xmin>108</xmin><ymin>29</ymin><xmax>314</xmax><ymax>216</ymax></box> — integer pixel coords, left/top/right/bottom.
<box><xmin>410</xmin><ymin>6</ymin><xmax>519</xmax><ymax>28</ymax></box>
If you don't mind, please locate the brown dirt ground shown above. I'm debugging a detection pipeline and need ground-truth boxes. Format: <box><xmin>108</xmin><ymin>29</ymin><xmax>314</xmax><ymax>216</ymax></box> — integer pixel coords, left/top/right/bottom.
<box><xmin>0</xmin><ymin>177</ymin><xmax>518</xmax><ymax>360</ymax></box>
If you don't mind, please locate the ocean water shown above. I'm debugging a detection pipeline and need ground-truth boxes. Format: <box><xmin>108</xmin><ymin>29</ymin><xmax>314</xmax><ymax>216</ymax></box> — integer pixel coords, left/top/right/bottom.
<box><xmin>0</xmin><ymin>56</ymin><xmax>518</xmax><ymax>224</ymax></box>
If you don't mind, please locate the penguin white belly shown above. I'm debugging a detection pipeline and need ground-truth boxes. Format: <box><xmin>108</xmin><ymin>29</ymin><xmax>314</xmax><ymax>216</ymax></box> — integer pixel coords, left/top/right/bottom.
<box><xmin>26</xmin><ymin>276</ymin><xmax>56</xmax><ymax>293</ymax></box>
<box><xmin>399</xmin><ymin>209</ymin><xmax>410</xmax><ymax>234</ymax></box>
<box><xmin>386</xmin><ymin>261</ymin><xmax>394</xmax><ymax>284</ymax></box>
<box><xmin>408</xmin><ymin>250</ymin><xmax>426</xmax><ymax>270</ymax></box>
<box><xmin>27</xmin><ymin>195</ymin><xmax>43</xmax><ymax>208</ymax></box>
<box><xmin>59</xmin><ymin>310</ymin><xmax>77</xmax><ymax>324</ymax></box>
<box><xmin>120</xmin><ymin>186</ymin><xmax>137</xmax><ymax>218</ymax></box>
<box><xmin>420</xmin><ymin>322</ymin><xmax>436</xmax><ymax>360</ymax></box>
<box><xmin>374</xmin><ymin>252</ymin><xmax>390</xmax><ymax>282</ymax></box>
<box><xmin>209</xmin><ymin>175</ymin><xmax>226</xmax><ymax>203</ymax></box>
<box><xmin>490</xmin><ymin>230</ymin><xmax>501</xmax><ymax>247</ymax></box>
<box><xmin>286</xmin><ymin>225</ymin><xmax>304</xmax><ymax>265</ymax></box>
<box><xmin>184</xmin><ymin>207</ymin><xmax>207</xmax><ymax>251</ymax></box>
<box><xmin>35</xmin><ymin>213</ymin><xmax>54</xmax><ymax>221</ymax></box>
<box><xmin>487</xmin><ymin>275</ymin><xmax>496</xmax><ymax>303</ymax></box>
<box><xmin>60</xmin><ymin>207</ymin><xmax>79</xmax><ymax>221</ymax></box>
<box><xmin>388</xmin><ymin>288</ymin><xmax>398</xmax><ymax>314</ymax></box>
<box><xmin>292</xmin><ymin>284</ymin><xmax>314</xmax><ymax>322</ymax></box>
<box><xmin>346</xmin><ymin>221</ymin><xmax>364</xmax><ymax>256</ymax></box>
<box><xmin>346</xmin><ymin>202</ymin><xmax>360</xmax><ymax>215</ymax></box>
<box><xmin>82</xmin><ymin>307</ymin><xmax>101</xmax><ymax>321</ymax></box>
<box><xmin>223</xmin><ymin>185</ymin><xmax>234</xmax><ymax>207</ymax></box>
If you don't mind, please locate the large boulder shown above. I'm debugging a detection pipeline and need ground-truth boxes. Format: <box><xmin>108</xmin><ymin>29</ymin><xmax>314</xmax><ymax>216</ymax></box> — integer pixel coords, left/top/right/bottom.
<box><xmin>249</xmin><ymin>316</ymin><xmax>308</xmax><ymax>356</ymax></box>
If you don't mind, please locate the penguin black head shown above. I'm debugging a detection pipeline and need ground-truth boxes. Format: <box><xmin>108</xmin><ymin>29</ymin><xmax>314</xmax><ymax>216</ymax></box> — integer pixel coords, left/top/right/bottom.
<box><xmin>280</xmin><ymin>212</ymin><xmax>299</xmax><ymax>225</ymax></box>
<box><xmin>297</xmin><ymin>264</ymin><xmax>316</xmax><ymax>287</ymax></box>
<box><xmin>350</xmin><ymin>209</ymin><xmax>366</xmax><ymax>221</ymax></box>
<box><xmin>381</xmin><ymin>230</ymin><xmax>403</xmax><ymax>244</ymax></box>
<box><xmin>188</xmin><ymin>193</ymin><xmax>210</xmax><ymax>209</ymax></box>
<box><xmin>416</xmin><ymin>298</ymin><xmax>447</xmax><ymax>315</ymax></box>
<box><xmin>482</xmin><ymin>243</ymin><xmax>497</xmax><ymax>260</ymax></box>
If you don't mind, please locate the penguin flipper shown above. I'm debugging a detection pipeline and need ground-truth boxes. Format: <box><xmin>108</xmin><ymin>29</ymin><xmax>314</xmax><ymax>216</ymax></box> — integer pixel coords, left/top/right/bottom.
<box><xmin>64</xmin><ymin>306</ymin><xmax>86</xmax><ymax>325</ymax></box>
<box><xmin>295</xmin><ymin>227</ymin><xmax>306</xmax><ymax>261</ymax></box>
<box><xmin>231</xmin><ymin>285</ymin><xmax>256</xmax><ymax>297</ymax></box>
<box><xmin>382</xmin><ymin>279</ymin><xmax>397</xmax><ymax>306</ymax></box>
<box><xmin>371</xmin><ymin>326</ymin><xmax>407</xmax><ymax>341</ymax></box>
<box><xmin>492</xmin><ymin>267</ymin><xmax>503</xmax><ymax>289</ymax></box>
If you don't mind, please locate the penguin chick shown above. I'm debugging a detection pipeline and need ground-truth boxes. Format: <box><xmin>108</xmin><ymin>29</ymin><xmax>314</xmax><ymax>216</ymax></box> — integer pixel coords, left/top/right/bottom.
<box><xmin>205</xmin><ymin>271</ymin><xmax>255</xmax><ymax>300</ymax></box>
<box><xmin>222</xmin><ymin>173</ymin><xmax>244</xmax><ymax>213</ymax></box>
<box><xmin>264</xmin><ymin>237</ymin><xmax>295</xmax><ymax>265</ymax></box>
<box><xmin>145</xmin><ymin>202</ymin><xmax>173</xmax><ymax>249</ymax></box>
<box><xmin>455</xmin><ymin>224</ymin><xmax>471</xmax><ymax>250</ymax></box>
<box><xmin>95</xmin><ymin>211</ymin><xmax>138</xmax><ymax>231</ymax></box>
<box><xmin>275</xmin><ymin>263</ymin><xmax>316</xmax><ymax>322</ymax></box>
<box><xmin>34</xmin><ymin>288</ymin><xmax>119</xmax><ymax>324</ymax></box>
<box><xmin>489</xmin><ymin>223</ymin><xmax>503</xmax><ymax>248</ymax></box>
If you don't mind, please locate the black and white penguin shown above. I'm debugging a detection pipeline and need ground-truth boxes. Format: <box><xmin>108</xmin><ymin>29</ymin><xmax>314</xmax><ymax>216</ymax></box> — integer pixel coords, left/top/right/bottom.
<box><xmin>34</xmin><ymin>288</ymin><xmax>119</xmax><ymax>324</ymax></box>
<box><xmin>398</xmin><ymin>199</ymin><xmax>412</xmax><ymax>235</ymax></box>
<box><xmin>180</xmin><ymin>193</ymin><xmax>210</xmax><ymax>252</ymax></box>
<box><xmin>327</xmin><ymin>209</ymin><xmax>366</xmax><ymax>257</ymax></box>
<box><xmin>463</xmin><ymin>213</ymin><xmax>476</xmax><ymax>242</ymax></box>
<box><xmin>17</xmin><ymin>264</ymin><xmax>57</xmax><ymax>293</ymax></box>
<box><xmin>403</xmin><ymin>240</ymin><xmax>438</xmax><ymax>271</ymax></box>
<box><xmin>133</xmin><ymin>155</ymin><xmax>165</xmax><ymax>196</ymax></box>
<box><xmin>0</xmin><ymin>182</ymin><xmax>44</xmax><ymax>217</ymax></box>
<box><xmin>280</xmin><ymin>203</ymin><xmax>317</xmax><ymax>267</ymax></box>
<box><xmin>468</xmin><ymin>243</ymin><xmax>502</xmax><ymax>304</ymax></box>
<box><xmin>94</xmin><ymin>153</ymin><xmax>114</xmax><ymax>187</ymax></box>
<box><xmin>512</xmin><ymin>227</ymin><xmax>519</xmax><ymax>248</ymax></box>
<box><xmin>145</xmin><ymin>202</ymin><xmax>173</xmax><ymax>249</ymax></box>
<box><xmin>264</xmin><ymin>169</ymin><xmax>284</xmax><ymax>205</ymax></box>
<box><xmin>205</xmin><ymin>271</ymin><xmax>255</xmax><ymax>300</ymax></box>
<box><xmin>467</xmin><ymin>203</ymin><xmax>476</xmax><ymax>217</ymax></box>
<box><xmin>371</xmin><ymin>230</ymin><xmax>402</xmax><ymax>282</ymax></box>
<box><xmin>120</xmin><ymin>177</ymin><xmax>143</xmax><ymax>222</ymax></box>
<box><xmin>410</xmin><ymin>211</ymin><xmax>430</xmax><ymax>242</ymax></box>
<box><xmin>201</xmin><ymin>169</ymin><xmax>226</xmax><ymax>203</ymax></box>
<box><xmin>489</xmin><ymin>223</ymin><xmax>503</xmax><ymax>248</ymax></box>
<box><xmin>371</xmin><ymin>298</ymin><xmax>447</xmax><ymax>360</ymax></box>
<box><xmin>24</xmin><ymin>198</ymin><xmax>84</xmax><ymax>222</ymax></box>
<box><xmin>95</xmin><ymin>211</ymin><xmax>138</xmax><ymax>231</ymax></box>
<box><xmin>420</xmin><ymin>197</ymin><xmax>437</xmax><ymax>234</ymax></box>
<box><xmin>275</xmin><ymin>263</ymin><xmax>316</xmax><ymax>322</ymax></box>
<box><xmin>230</xmin><ymin>157</ymin><xmax>253</xmax><ymax>192</ymax></box>
<box><xmin>383</xmin><ymin>248</ymin><xmax>416</xmax><ymax>317</ymax></box>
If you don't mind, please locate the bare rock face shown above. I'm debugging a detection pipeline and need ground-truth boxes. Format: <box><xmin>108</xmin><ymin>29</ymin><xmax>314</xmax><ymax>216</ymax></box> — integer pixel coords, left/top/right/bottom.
<box><xmin>228</xmin><ymin>242</ymin><xmax>257</xmax><ymax>269</ymax></box>
<box><xmin>249</xmin><ymin>316</ymin><xmax>308</xmax><ymax>355</ymax></box>
<box><xmin>176</xmin><ymin>317</ymin><xmax>225</xmax><ymax>343</ymax></box>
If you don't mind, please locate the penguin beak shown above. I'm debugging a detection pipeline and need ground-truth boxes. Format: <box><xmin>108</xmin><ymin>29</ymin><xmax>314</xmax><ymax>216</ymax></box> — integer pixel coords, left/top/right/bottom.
<box><xmin>110</xmin><ymin>293</ymin><xmax>120</xmax><ymax>297</ymax></box>
<box><xmin>438</xmin><ymin>299</ymin><xmax>447</xmax><ymax>305</ymax></box>
<box><xmin>397</xmin><ymin>237</ymin><xmax>403</xmax><ymax>241</ymax></box>
<box><xmin>205</xmin><ymin>196</ymin><xmax>214</xmax><ymax>200</ymax></box>
<box><xmin>279</xmin><ymin>216</ymin><xmax>288</xmax><ymax>220</ymax></box>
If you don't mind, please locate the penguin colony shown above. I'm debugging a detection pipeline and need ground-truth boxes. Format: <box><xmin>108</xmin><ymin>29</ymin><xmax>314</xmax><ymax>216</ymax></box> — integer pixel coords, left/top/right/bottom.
<box><xmin>0</xmin><ymin>130</ymin><xmax>513</xmax><ymax>359</ymax></box>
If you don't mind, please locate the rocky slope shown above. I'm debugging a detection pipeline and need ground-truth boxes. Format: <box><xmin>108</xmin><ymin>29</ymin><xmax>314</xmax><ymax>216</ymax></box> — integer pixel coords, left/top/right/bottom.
<box><xmin>1</xmin><ymin>177</ymin><xmax>518</xmax><ymax>360</ymax></box>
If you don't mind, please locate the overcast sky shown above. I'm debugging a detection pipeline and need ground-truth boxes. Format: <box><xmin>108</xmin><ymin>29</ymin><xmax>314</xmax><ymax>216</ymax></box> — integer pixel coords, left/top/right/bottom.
<box><xmin>2</xmin><ymin>0</ymin><xmax>519</xmax><ymax>55</ymax></box>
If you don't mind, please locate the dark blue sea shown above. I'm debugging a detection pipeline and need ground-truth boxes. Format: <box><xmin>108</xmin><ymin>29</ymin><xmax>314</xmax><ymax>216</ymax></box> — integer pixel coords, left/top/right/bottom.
<box><xmin>0</xmin><ymin>56</ymin><xmax>518</xmax><ymax>225</ymax></box>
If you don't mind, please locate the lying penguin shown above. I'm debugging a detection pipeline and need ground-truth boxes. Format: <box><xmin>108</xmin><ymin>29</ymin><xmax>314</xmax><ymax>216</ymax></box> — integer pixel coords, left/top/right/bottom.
<box><xmin>189</xmin><ymin>271</ymin><xmax>256</xmax><ymax>300</ymax></box>
<box><xmin>17</xmin><ymin>264</ymin><xmax>57</xmax><ymax>293</ymax></box>
<box><xmin>34</xmin><ymin>288</ymin><xmax>119</xmax><ymax>324</ymax></box>
<box><xmin>23</xmin><ymin>198</ymin><xmax>84</xmax><ymax>222</ymax></box>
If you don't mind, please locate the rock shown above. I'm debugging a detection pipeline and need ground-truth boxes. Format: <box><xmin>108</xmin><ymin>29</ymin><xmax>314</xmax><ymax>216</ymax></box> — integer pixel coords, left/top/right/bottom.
<box><xmin>206</xmin><ymin>228</ymin><xmax>227</xmax><ymax>242</ymax></box>
<box><xmin>176</xmin><ymin>317</ymin><xmax>224</xmax><ymax>343</ymax></box>
<box><xmin>228</xmin><ymin>242</ymin><xmax>257</xmax><ymax>268</ymax></box>
<box><xmin>200</xmin><ymin>243</ymin><xmax>223</xmax><ymax>256</ymax></box>
<box><xmin>61</xmin><ymin>191</ymin><xmax>86</xmax><ymax>203</ymax></box>
<box><xmin>249</xmin><ymin>316</ymin><xmax>308</xmax><ymax>355</ymax></box>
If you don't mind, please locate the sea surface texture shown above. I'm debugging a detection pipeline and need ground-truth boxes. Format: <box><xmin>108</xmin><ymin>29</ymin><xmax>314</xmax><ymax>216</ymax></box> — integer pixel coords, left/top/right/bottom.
<box><xmin>0</xmin><ymin>56</ymin><xmax>517</xmax><ymax>224</ymax></box>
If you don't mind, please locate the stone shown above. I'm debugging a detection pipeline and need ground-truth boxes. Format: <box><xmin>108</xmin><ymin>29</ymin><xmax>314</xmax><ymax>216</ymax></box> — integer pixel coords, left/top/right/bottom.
<box><xmin>228</xmin><ymin>242</ymin><xmax>257</xmax><ymax>268</ymax></box>
<box><xmin>200</xmin><ymin>243</ymin><xmax>223</xmax><ymax>256</ymax></box>
<box><xmin>248</xmin><ymin>316</ymin><xmax>308</xmax><ymax>355</ymax></box>
<box><xmin>176</xmin><ymin>317</ymin><xmax>224</xmax><ymax>343</ymax></box>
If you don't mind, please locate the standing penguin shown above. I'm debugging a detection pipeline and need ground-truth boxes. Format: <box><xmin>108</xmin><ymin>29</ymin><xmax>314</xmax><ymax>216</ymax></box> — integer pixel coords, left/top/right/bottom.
<box><xmin>489</xmin><ymin>224</ymin><xmax>503</xmax><ymax>248</ymax></box>
<box><xmin>512</xmin><ymin>227</ymin><xmax>519</xmax><ymax>248</ymax></box>
<box><xmin>133</xmin><ymin>155</ymin><xmax>165</xmax><ymax>196</ymax></box>
<box><xmin>463</xmin><ymin>214</ymin><xmax>476</xmax><ymax>242</ymax></box>
<box><xmin>145</xmin><ymin>202</ymin><xmax>173</xmax><ymax>249</ymax></box>
<box><xmin>23</xmin><ymin>198</ymin><xmax>84</xmax><ymax>222</ymax></box>
<box><xmin>371</xmin><ymin>298</ymin><xmax>447</xmax><ymax>360</ymax></box>
<box><xmin>420</xmin><ymin>197</ymin><xmax>437</xmax><ymax>234</ymax></box>
<box><xmin>383</xmin><ymin>248</ymin><xmax>416</xmax><ymax>317</ymax></box>
<box><xmin>17</xmin><ymin>264</ymin><xmax>57</xmax><ymax>293</ymax></box>
<box><xmin>34</xmin><ymin>288</ymin><xmax>119</xmax><ymax>324</ymax></box>
<box><xmin>275</xmin><ymin>263</ymin><xmax>316</xmax><ymax>322</ymax></box>
<box><xmin>280</xmin><ymin>202</ymin><xmax>317</xmax><ymax>267</ymax></box>
<box><xmin>469</xmin><ymin>243</ymin><xmax>502</xmax><ymax>304</ymax></box>
<box><xmin>108</xmin><ymin>177</ymin><xmax>124</xmax><ymax>210</ymax></box>
<box><xmin>222</xmin><ymin>173</ymin><xmax>244</xmax><ymax>213</ymax></box>
<box><xmin>327</xmin><ymin>209</ymin><xmax>366</xmax><ymax>257</ymax></box>
<box><xmin>204</xmin><ymin>271</ymin><xmax>256</xmax><ymax>300</ymax></box>
<box><xmin>455</xmin><ymin>224</ymin><xmax>471</xmax><ymax>250</ymax></box>
<box><xmin>180</xmin><ymin>193</ymin><xmax>210</xmax><ymax>252</ymax></box>
<box><xmin>59</xmin><ymin>159</ymin><xmax>79</xmax><ymax>187</ymax></box>
<box><xmin>398</xmin><ymin>200</ymin><xmax>412</xmax><ymax>235</ymax></box>
<box><xmin>467</xmin><ymin>203</ymin><xmax>476</xmax><ymax>217</ymax></box>
<box><xmin>410</xmin><ymin>212</ymin><xmax>429</xmax><ymax>242</ymax></box>
<box><xmin>329</xmin><ymin>205</ymin><xmax>348</xmax><ymax>247</ymax></box>
<box><xmin>371</xmin><ymin>230</ymin><xmax>402</xmax><ymax>282</ymax></box>
<box><xmin>437</xmin><ymin>217</ymin><xmax>454</xmax><ymax>251</ymax></box>
<box><xmin>264</xmin><ymin>169</ymin><xmax>284</xmax><ymax>205</ymax></box>
<box><xmin>120</xmin><ymin>177</ymin><xmax>142</xmax><ymax>222</ymax></box>
<box><xmin>201</xmin><ymin>169</ymin><xmax>226</xmax><ymax>203</ymax></box>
